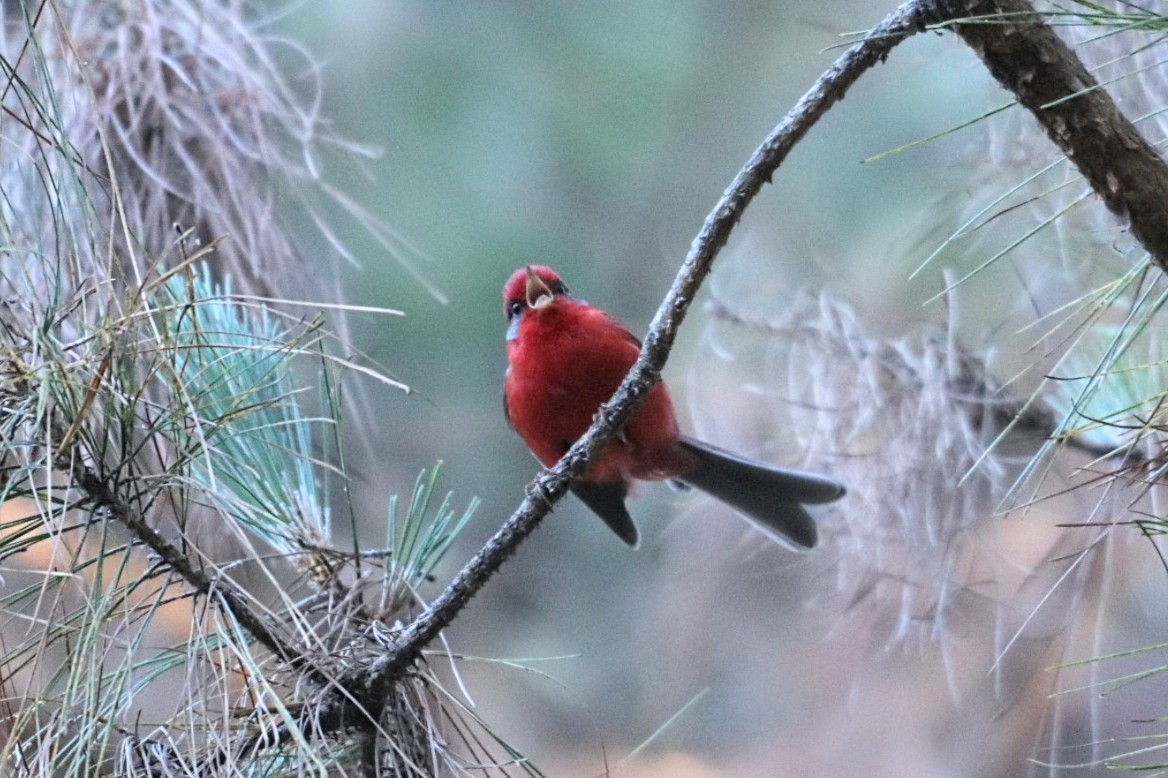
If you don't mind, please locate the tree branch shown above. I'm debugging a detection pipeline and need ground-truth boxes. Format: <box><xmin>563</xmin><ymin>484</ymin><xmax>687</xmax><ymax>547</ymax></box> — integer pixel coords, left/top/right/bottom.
<box><xmin>67</xmin><ymin>461</ymin><xmax>315</xmax><ymax>672</ymax></box>
<box><xmin>347</xmin><ymin>0</ymin><xmax>933</xmax><ymax>706</ymax></box>
<box><xmin>919</xmin><ymin>0</ymin><xmax>1168</xmax><ymax>270</ymax></box>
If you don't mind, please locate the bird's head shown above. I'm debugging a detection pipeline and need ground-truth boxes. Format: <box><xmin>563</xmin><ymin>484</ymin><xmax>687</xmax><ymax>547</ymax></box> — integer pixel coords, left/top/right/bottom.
<box><xmin>503</xmin><ymin>265</ymin><xmax>579</xmax><ymax>341</ymax></box>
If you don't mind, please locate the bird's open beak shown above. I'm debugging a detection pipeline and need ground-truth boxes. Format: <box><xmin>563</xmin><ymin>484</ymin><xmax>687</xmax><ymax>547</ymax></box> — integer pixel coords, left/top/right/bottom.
<box><xmin>525</xmin><ymin>266</ymin><xmax>555</xmax><ymax>310</ymax></box>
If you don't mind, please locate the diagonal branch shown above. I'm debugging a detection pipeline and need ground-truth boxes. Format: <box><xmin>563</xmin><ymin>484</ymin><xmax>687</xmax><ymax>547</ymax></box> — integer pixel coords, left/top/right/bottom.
<box><xmin>67</xmin><ymin>460</ymin><xmax>313</xmax><ymax>670</ymax></box>
<box><xmin>347</xmin><ymin>0</ymin><xmax>934</xmax><ymax>706</ymax></box>
<box><xmin>919</xmin><ymin>0</ymin><xmax>1168</xmax><ymax>270</ymax></box>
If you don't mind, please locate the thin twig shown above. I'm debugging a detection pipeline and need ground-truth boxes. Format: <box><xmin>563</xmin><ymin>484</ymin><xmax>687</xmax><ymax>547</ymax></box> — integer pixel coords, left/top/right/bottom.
<box><xmin>348</xmin><ymin>0</ymin><xmax>933</xmax><ymax>705</ymax></box>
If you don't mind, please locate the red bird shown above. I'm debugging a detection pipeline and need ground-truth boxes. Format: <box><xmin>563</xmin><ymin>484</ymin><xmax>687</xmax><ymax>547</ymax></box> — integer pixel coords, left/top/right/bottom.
<box><xmin>502</xmin><ymin>265</ymin><xmax>844</xmax><ymax>549</ymax></box>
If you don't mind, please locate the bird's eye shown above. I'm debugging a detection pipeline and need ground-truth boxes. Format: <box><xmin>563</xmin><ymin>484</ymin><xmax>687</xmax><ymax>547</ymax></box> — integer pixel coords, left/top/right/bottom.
<box><xmin>507</xmin><ymin>300</ymin><xmax>524</xmax><ymax>320</ymax></box>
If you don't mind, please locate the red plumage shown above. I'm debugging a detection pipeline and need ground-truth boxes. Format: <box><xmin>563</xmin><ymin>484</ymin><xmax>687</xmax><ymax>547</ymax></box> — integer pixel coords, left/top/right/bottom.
<box><xmin>502</xmin><ymin>265</ymin><xmax>843</xmax><ymax>549</ymax></box>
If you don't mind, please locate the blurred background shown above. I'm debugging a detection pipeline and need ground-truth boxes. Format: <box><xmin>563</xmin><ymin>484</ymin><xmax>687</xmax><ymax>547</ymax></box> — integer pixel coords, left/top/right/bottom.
<box><xmin>259</xmin><ymin>2</ymin><xmax>1166</xmax><ymax>775</ymax></box>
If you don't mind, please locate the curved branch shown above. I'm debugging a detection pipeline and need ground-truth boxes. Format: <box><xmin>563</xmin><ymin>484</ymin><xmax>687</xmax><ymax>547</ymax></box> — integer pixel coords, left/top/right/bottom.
<box><xmin>349</xmin><ymin>0</ymin><xmax>932</xmax><ymax>704</ymax></box>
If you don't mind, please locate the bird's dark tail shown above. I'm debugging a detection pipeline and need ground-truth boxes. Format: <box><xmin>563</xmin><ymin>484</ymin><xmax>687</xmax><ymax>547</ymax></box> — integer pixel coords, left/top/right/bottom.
<box><xmin>676</xmin><ymin>436</ymin><xmax>844</xmax><ymax>549</ymax></box>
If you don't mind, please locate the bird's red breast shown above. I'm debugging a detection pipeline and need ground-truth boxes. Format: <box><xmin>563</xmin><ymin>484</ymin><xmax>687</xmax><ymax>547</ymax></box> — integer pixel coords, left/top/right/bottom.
<box><xmin>502</xmin><ymin>265</ymin><xmax>696</xmax><ymax>486</ymax></box>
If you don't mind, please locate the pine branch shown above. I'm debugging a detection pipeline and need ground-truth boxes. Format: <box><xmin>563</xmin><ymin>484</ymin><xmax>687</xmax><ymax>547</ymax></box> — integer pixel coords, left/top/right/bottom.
<box><xmin>919</xmin><ymin>0</ymin><xmax>1168</xmax><ymax>270</ymax></box>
